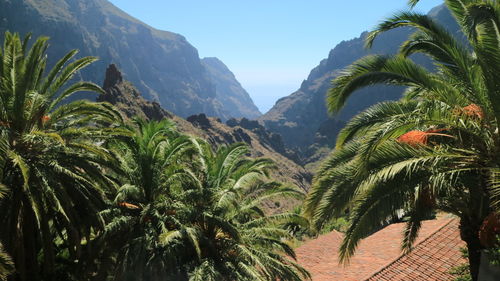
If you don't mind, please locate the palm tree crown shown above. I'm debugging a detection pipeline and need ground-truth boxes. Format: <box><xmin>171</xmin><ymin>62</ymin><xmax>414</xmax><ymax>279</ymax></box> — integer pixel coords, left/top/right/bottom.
<box><xmin>0</xmin><ymin>31</ymin><xmax>123</xmax><ymax>281</ymax></box>
<box><xmin>304</xmin><ymin>1</ymin><xmax>500</xmax><ymax>280</ymax></box>
<box><xmin>98</xmin><ymin>119</ymin><xmax>195</xmax><ymax>281</ymax></box>
<box><xmin>161</xmin><ymin>141</ymin><xmax>311</xmax><ymax>281</ymax></box>
<box><xmin>96</xmin><ymin>119</ymin><xmax>311</xmax><ymax>281</ymax></box>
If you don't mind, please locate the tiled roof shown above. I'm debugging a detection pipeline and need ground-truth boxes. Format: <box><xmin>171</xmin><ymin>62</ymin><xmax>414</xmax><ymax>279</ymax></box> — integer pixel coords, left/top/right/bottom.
<box><xmin>365</xmin><ymin>219</ymin><xmax>465</xmax><ymax>281</ymax></box>
<box><xmin>296</xmin><ymin>217</ymin><xmax>464</xmax><ymax>281</ymax></box>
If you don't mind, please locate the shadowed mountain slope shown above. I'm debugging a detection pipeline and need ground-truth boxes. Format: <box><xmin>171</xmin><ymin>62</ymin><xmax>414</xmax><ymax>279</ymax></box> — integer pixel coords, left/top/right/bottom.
<box><xmin>0</xmin><ymin>0</ymin><xmax>259</xmax><ymax>119</ymax></box>
<box><xmin>98</xmin><ymin>65</ymin><xmax>312</xmax><ymax>197</ymax></box>
<box><xmin>259</xmin><ymin>4</ymin><xmax>459</xmax><ymax>167</ymax></box>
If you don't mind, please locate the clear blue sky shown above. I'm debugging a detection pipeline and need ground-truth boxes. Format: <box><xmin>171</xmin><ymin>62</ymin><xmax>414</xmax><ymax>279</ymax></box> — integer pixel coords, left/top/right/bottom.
<box><xmin>108</xmin><ymin>0</ymin><xmax>443</xmax><ymax>113</ymax></box>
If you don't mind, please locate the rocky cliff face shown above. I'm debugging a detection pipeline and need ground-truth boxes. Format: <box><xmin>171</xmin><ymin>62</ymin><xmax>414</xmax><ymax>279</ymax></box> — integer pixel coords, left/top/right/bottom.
<box><xmin>225</xmin><ymin>117</ymin><xmax>301</xmax><ymax>164</ymax></box>
<box><xmin>258</xmin><ymin>29</ymin><xmax>411</xmax><ymax>165</ymax></box>
<box><xmin>98</xmin><ymin>65</ymin><xmax>312</xmax><ymax>194</ymax></box>
<box><xmin>259</xmin><ymin>4</ymin><xmax>458</xmax><ymax>167</ymax></box>
<box><xmin>0</xmin><ymin>0</ymin><xmax>259</xmax><ymax>119</ymax></box>
<box><xmin>202</xmin><ymin>58</ymin><xmax>261</xmax><ymax>120</ymax></box>
<box><xmin>186</xmin><ymin>114</ymin><xmax>311</xmax><ymax>193</ymax></box>
<box><xmin>98</xmin><ymin>64</ymin><xmax>174</xmax><ymax>121</ymax></box>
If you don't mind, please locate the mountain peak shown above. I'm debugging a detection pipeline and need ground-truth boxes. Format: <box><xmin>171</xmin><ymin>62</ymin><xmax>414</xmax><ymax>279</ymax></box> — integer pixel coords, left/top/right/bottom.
<box><xmin>259</xmin><ymin>4</ymin><xmax>455</xmax><ymax>168</ymax></box>
<box><xmin>202</xmin><ymin>57</ymin><xmax>231</xmax><ymax>73</ymax></box>
<box><xmin>103</xmin><ymin>64</ymin><xmax>123</xmax><ymax>90</ymax></box>
<box><xmin>202</xmin><ymin>57</ymin><xmax>261</xmax><ymax>120</ymax></box>
<box><xmin>97</xmin><ymin>64</ymin><xmax>172</xmax><ymax>121</ymax></box>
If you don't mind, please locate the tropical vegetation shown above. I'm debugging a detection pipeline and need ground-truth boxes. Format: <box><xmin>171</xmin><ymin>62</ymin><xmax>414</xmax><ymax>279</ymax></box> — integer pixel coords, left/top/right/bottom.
<box><xmin>0</xmin><ymin>32</ymin><xmax>309</xmax><ymax>281</ymax></box>
<box><xmin>0</xmin><ymin>185</ymin><xmax>13</xmax><ymax>281</ymax></box>
<box><xmin>304</xmin><ymin>0</ymin><xmax>500</xmax><ymax>280</ymax></box>
<box><xmin>0</xmin><ymin>31</ymin><xmax>123</xmax><ymax>281</ymax></box>
<box><xmin>5</xmin><ymin>0</ymin><xmax>500</xmax><ymax>280</ymax></box>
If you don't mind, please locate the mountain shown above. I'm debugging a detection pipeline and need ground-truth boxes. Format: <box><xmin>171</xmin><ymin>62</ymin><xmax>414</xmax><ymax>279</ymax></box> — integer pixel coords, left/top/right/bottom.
<box><xmin>98</xmin><ymin>64</ymin><xmax>312</xmax><ymax>198</ymax></box>
<box><xmin>97</xmin><ymin>64</ymin><xmax>174</xmax><ymax>121</ymax></box>
<box><xmin>259</xmin><ymin>4</ymin><xmax>459</xmax><ymax>168</ymax></box>
<box><xmin>0</xmin><ymin>0</ymin><xmax>259</xmax><ymax>119</ymax></box>
<box><xmin>202</xmin><ymin>57</ymin><xmax>261</xmax><ymax>120</ymax></box>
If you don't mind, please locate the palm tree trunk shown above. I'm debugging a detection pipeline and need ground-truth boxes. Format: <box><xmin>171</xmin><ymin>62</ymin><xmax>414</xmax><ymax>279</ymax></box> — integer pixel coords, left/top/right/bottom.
<box><xmin>22</xmin><ymin>205</ymin><xmax>40</xmax><ymax>281</ymax></box>
<box><xmin>6</xmin><ymin>189</ymin><xmax>24</xmax><ymax>281</ymax></box>
<box><xmin>40</xmin><ymin>211</ymin><xmax>55</xmax><ymax>281</ymax></box>
<box><xmin>459</xmin><ymin>218</ymin><xmax>482</xmax><ymax>281</ymax></box>
<box><xmin>464</xmin><ymin>236</ymin><xmax>482</xmax><ymax>281</ymax></box>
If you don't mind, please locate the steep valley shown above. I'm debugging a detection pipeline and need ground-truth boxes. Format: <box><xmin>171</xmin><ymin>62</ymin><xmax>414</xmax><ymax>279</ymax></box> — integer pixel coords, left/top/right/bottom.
<box><xmin>0</xmin><ymin>0</ymin><xmax>459</xmax><ymax>177</ymax></box>
<box><xmin>259</xmin><ymin>4</ymin><xmax>459</xmax><ymax>169</ymax></box>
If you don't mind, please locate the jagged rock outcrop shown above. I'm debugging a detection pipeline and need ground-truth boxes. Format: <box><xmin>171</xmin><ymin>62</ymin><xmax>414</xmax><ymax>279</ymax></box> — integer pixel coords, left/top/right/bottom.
<box><xmin>259</xmin><ymin>4</ymin><xmax>458</xmax><ymax>168</ymax></box>
<box><xmin>226</xmin><ymin>118</ymin><xmax>301</xmax><ymax>163</ymax></box>
<box><xmin>186</xmin><ymin>114</ymin><xmax>213</xmax><ymax>130</ymax></box>
<box><xmin>98</xmin><ymin>64</ymin><xmax>173</xmax><ymax>121</ymax></box>
<box><xmin>185</xmin><ymin>114</ymin><xmax>311</xmax><ymax>193</ymax></box>
<box><xmin>97</xmin><ymin>65</ymin><xmax>312</xmax><ymax>194</ymax></box>
<box><xmin>0</xmin><ymin>0</ymin><xmax>259</xmax><ymax>119</ymax></box>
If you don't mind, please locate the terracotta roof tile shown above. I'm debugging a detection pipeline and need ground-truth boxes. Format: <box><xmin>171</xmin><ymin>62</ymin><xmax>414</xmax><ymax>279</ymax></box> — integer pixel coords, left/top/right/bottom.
<box><xmin>366</xmin><ymin>219</ymin><xmax>465</xmax><ymax>281</ymax></box>
<box><xmin>296</xmin><ymin>217</ymin><xmax>464</xmax><ymax>281</ymax></box>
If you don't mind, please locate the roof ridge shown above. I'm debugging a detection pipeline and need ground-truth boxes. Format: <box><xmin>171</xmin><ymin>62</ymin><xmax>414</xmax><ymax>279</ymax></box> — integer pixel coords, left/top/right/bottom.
<box><xmin>361</xmin><ymin>217</ymin><xmax>457</xmax><ymax>281</ymax></box>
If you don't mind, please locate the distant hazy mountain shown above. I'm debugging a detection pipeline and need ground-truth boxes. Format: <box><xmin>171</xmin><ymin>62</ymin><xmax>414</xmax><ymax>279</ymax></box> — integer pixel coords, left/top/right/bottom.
<box><xmin>259</xmin><ymin>4</ymin><xmax>459</xmax><ymax>166</ymax></box>
<box><xmin>0</xmin><ymin>0</ymin><xmax>259</xmax><ymax>119</ymax></box>
<box><xmin>202</xmin><ymin>57</ymin><xmax>261</xmax><ymax>120</ymax></box>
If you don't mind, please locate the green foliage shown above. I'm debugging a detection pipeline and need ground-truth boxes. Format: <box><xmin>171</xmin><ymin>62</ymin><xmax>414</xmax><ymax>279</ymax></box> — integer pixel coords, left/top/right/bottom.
<box><xmin>0</xmin><ymin>31</ymin><xmax>123</xmax><ymax>281</ymax></box>
<box><xmin>450</xmin><ymin>248</ymin><xmax>472</xmax><ymax>281</ymax></box>
<box><xmin>486</xmin><ymin>248</ymin><xmax>500</xmax><ymax>266</ymax></box>
<box><xmin>485</xmin><ymin>235</ymin><xmax>500</xmax><ymax>266</ymax></box>
<box><xmin>320</xmin><ymin>217</ymin><xmax>349</xmax><ymax>234</ymax></box>
<box><xmin>0</xmin><ymin>243</ymin><xmax>13</xmax><ymax>281</ymax></box>
<box><xmin>305</xmin><ymin>1</ymin><xmax>500</xmax><ymax>280</ymax></box>
<box><xmin>77</xmin><ymin>121</ymin><xmax>309</xmax><ymax>281</ymax></box>
<box><xmin>0</xmin><ymin>31</ymin><xmax>310</xmax><ymax>281</ymax></box>
<box><xmin>155</xmin><ymin>141</ymin><xmax>310</xmax><ymax>281</ymax></box>
<box><xmin>450</xmin><ymin>264</ymin><xmax>472</xmax><ymax>281</ymax></box>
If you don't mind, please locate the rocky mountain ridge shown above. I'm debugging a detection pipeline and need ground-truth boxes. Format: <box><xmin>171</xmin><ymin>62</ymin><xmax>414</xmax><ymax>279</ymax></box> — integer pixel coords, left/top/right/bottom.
<box><xmin>98</xmin><ymin>64</ymin><xmax>312</xmax><ymax>194</ymax></box>
<box><xmin>0</xmin><ymin>0</ymin><xmax>260</xmax><ymax>120</ymax></box>
<box><xmin>259</xmin><ymin>4</ymin><xmax>458</xmax><ymax>168</ymax></box>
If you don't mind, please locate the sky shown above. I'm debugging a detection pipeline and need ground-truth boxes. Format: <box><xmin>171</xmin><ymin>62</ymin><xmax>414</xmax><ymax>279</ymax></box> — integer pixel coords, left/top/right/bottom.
<box><xmin>108</xmin><ymin>0</ymin><xmax>443</xmax><ymax>113</ymax></box>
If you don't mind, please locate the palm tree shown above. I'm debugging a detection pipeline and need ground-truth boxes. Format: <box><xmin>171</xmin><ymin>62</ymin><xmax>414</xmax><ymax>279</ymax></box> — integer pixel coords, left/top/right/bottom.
<box><xmin>162</xmin><ymin>141</ymin><xmax>311</xmax><ymax>281</ymax></box>
<box><xmin>0</xmin><ymin>32</ymin><xmax>123</xmax><ymax>281</ymax></box>
<box><xmin>0</xmin><ymin>182</ymin><xmax>14</xmax><ymax>281</ymax></box>
<box><xmin>304</xmin><ymin>0</ymin><xmax>500</xmax><ymax>280</ymax></box>
<box><xmin>0</xmin><ymin>243</ymin><xmax>13</xmax><ymax>281</ymax></box>
<box><xmin>94</xmin><ymin>119</ymin><xmax>196</xmax><ymax>281</ymax></box>
<box><xmin>93</xmin><ymin>120</ymin><xmax>309</xmax><ymax>281</ymax></box>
